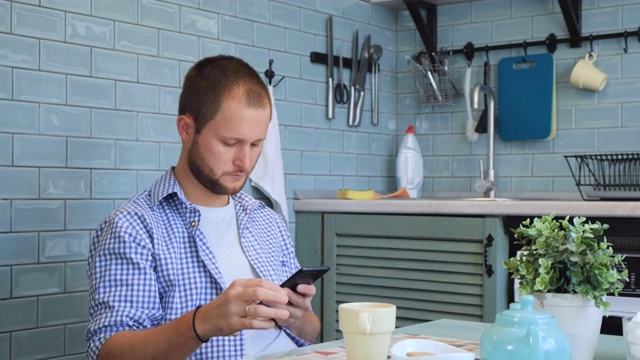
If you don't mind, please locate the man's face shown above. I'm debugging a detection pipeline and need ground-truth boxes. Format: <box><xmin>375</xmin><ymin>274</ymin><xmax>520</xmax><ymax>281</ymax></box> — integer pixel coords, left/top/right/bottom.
<box><xmin>187</xmin><ymin>94</ymin><xmax>270</xmax><ymax>196</ymax></box>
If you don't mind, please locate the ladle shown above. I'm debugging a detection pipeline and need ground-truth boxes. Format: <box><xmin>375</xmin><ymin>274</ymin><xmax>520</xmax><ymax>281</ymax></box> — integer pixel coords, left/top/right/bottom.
<box><xmin>369</xmin><ymin>45</ymin><xmax>383</xmax><ymax>125</ymax></box>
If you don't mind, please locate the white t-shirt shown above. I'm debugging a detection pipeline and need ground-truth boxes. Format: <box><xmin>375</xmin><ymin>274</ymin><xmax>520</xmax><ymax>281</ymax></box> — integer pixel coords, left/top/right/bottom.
<box><xmin>196</xmin><ymin>198</ymin><xmax>296</xmax><ymax>357</ymax></box>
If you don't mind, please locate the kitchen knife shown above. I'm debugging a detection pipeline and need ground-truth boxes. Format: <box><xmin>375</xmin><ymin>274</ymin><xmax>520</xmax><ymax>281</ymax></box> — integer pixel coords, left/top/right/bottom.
<box><xmin>326</xmin><ymin>16</ymin><xmax>335</xmax><ymax>120</ymax></box>
<box><xmin>348</xmin><ymin>31</ymin><xmax>358</xmax><ymax>127</ymax></box>
<box><xmin>352</xmin><ymin>35</ymin><xmax>370</xmax><ymax>127</ymax></box>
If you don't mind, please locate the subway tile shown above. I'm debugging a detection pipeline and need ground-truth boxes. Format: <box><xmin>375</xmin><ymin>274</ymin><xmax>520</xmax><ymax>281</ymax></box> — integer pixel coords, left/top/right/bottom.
<box><xmin>115</xmin><ymin>22</ymin><xmax>159</xmax><ymax>55</ymax></box>
<box><xmin>0</xmin><ymin>201</ymin><xmax>9</xmax><ymax>232</ymax></box>
<box><xmin>200</xmin><ymin>0</ymin><xmax>235</xmax><ymax>16</ymax></box>
<box><xmin>344</xmin><ymin>1</ymin><xmax>369</xmax><ymax>23</ymax></box>
<box><xmin>511</xmin><ymin>177</ymin><xmax>554</xmax><ymax>192</ymax></box>
<box><xmin>160</xmin><ymin>31</ymin><xmax>199</xmax><ymax>61</ymax></box>
<box><xmin>200</xmin><ymin>38</ymin><xmax>236</xmax><ymax>57</ymax></box>
<box><xmin>575</xmin><ymin>104</ymin><xmax>621</xmax><ymax>128</ymax></box>
<box><xmin>369</xmin><ymin>134</ymin><xmax>394</xmax><ymax>155</ymax></box>
<box><xmin>0</xmin><ymin>67</ymin><xmax>10</xmax><ymax>99</ymax></box>
<box><xmin>314</xmin><ymin>176</ymin><xmax>343</xmax><ymax>191</ymax></box>
<box><xmin>14</xmin><ymin>69</ymin><xmax>66</xmax><ymax>104</ymax></box>
<box><xmin>275</xmin><ymin>101</ymin><xmax>301</xmax><ymax>126</ymax></box>
<box><xmin>139</xmin><ymin>56</ymin><xmax>180</xmax><ymax>86</ymax></box>
<box><xmin>40</xmin><ymin>105</ymin><xmax>91</xmax><ymax>137</ymax></box>
<box><xmin>40</xmin><ymin>231</ymin><xmax>90</xmax><ymax>262</ymax></box>
<box><xmin>623</xmin><ymin>103</ymin><xmax>640</xmax><ymax>127</ymax></box>
<box><xmin>116</xmin><ymin>82</ymin><xmax>160</xmax><ymax>112</ymax></box>
<box><xmin>438</xmin><ymin>2</ymin><xmax>471</xmax><ymax>26</ymax></box>
<box><xmin>582</xmin><ymin>6</ymin><xmax>621</xmax><ymax>33</ymax></box>
<box><xmin>40</xmin><ymin>168</ymin><xmax>91</xmax><ymax>199</ymax></box>
<box><xmin>92</xmin><ymin>170</ymin><xmax>137</xmax><ymax>198</ymax></box>
<box><xmin>492</xmin><ymin>18</ymin><xmax>532</xmax><ymax>43</ymax></box>
<box><xmin>65</xmin><ymin>200</ymin><xmax>114</xmax><ymax>230</ymax></box>
<box><xmin>600</xmin><ymin>79</ymin><xmax>640</xmax><ymax>104</ymax></box>
<box><xmin>41</xmin><ymin>0</ymin><xmax>91</xmax><ymax>14</ymax></box>
<box><xmin>533</xmin><ymin>13</ymin><xmax>567</xmax><ymax>39</ymax></box>
<box><xmin>66</xmin><ymin>262</ymin><xmax>89</xmax><ymax>292</ymax></box>
<box><xmin>300</xmin><ymin>8</ymin><xmax>326</xmax><ymax>35</ymax></box>
<box><xmin>93</xmin><ymin>0</ymin><xmax>137</xmax><ymax>22</ymax></box>
<box><xmin>622</xmin><ymin>53</ymin><xmax>640</xmax><ymax>79</ymax></box>
<box><xmin>0</xmin><ymin>266</ymin><xmax>9</xmax><ymax>298</ymax></box>
<box><xmin>68</xmin><ymin>76</ymin><xmax>116</xmax><ymax>108</ymax></box>
<box><xmin>452</xmin><ymin>22</ymin><xmax>491</xmax><ymax>48</ymax></box>
<box><xmin>356</xmin><ymin>154</ymin><xmax>381</xmax><ymax>176</ymax></box>
<box><xmin>0</xmin><ymin>36</ymin><xmax>38</xmax><ymax>72</ymax></box>
<box><xmin>12</xmin><ymin>263</ymin><xmax>65</xmax><ymax>297</ymax></box>
<box><xmin>286</xmin><ymin>78</ymin><xmax>316</xmax><ymax>104</ymax></box>
<box><xmin>139</xmin><ymin>0</ymin><xmax>180</xmax><ymax>31</ymax></box>
<box><xmin>343</xmin><ymin>176</ymin><xmax>368</xmax><ymax>191</ymax></box>
<box><xmin>471</xmin><ymin>0</ymin><xmax>510</xmax><ymax>22</ymax></box>
<box><xmin>66</xmin><ymin>13</ymin><xmax>114</xmax><ymax>48</ymax></box>
<box><xmin>285</xmin><ymin>174</ymin><xmax>315</xmax><ymax>197</ymax></box>
<box><xmin>91</xmin><ymin>109</ymin><xmax>138</xmax><ymax>140</ymax></box>
<box><xmin>12</xmin><ymin>326</ymin><xmax>64</xmax><ymax>359</ymax></box>
<box><xmin>236</xmin><ymin>0</ymin><xmax>267</xmax><ymax>22</ymax></box>
<box><xmin>139</xmin><ymin>113</ymin><xmax>179</xmax><ymax>142</ymax></box>
<box><xmin>0</xmin><ymin>232</ymin><xmax>38</xmax><ymax>265</ymax></box>
<box><xmin>315</xmin><ymin>0</ymin><xmax>342</xmax><ymax>17</ymax></box>
<box><xmin>0</xmin><ymin>1</ymin><xmax>9</xmax><ymax>32</ymax></box>
<box><xmin>282</xmin><ymin>150</ymin><xmax>301</xmax><ymax>174</ymax></box>
<box><xmin>0</xmin><ymin>335</ymin><xmax>6</xmax><ymax>360</ymax></box>
<box><xmin>65</xmin><ymin>322</ymin><xmax>88</xmax><ymax>355</ymax></box>
<box><xmin>117</xmin><ymin>141</ymin><xmax>160</xmax><ymax>169</ymax></box>
<box><xmin>219</xmin><ymin>15</ymin><xmax>253</xmax><ymax>45</ymax></box>
<box><xmin>12</xmin><ymin>4</ymin><xmax>65</xmax><ymax>41</ymax></box>
<box><xmin>286</xmin><ymin>127</ymin><xmax>315</xmax><ymax>151</ymax></box>
<box><xmin>0</xmin><ymin>298</ymin><xmax>37</xmax><ymax>332</ymax></box>
<box><xmin>0</xmin><ymin>100</ymin><xmax>38</xmax><ymax>133</ymax></box>
<box><xmin>14</xmin><ymin>134</ymin><xmax>66</xmax><ymax>167</ymax></box>
<box><xmin>138</xmin><ymin>170</ymin><xmax>164</xmax><ymax>191</ymax></box>
<box><xmin>160</xmin><ymin>87</ymin><xmax>181</xmax><ymax>115</ymax></box>
<box><xmin>286</xmin><ymin>30</ymin><xmax>315</xmax><ymax>56</ymax></box>
<box><xmin>41</xmin><ymin>41</ymin><xmax>91</xmax><ymax>76</ymax></box>
<box><xmin>424</xmin><ymin>156</ymin><xmax>452</xmax><ymax>177</ymax></box>
<box><xmin>0</xmin><ymin>134</ymin><xmax>11</xmax><ymax>165</ymax></box>
<box><xmin>316</xmin><ymin>129</ymin><xmax>343</xmax><ymax>152</ymax></box>
<box><xmin>599</xmin><ymin>127</ymin><xmax>640</xmax><ymax>152</ymax></box>
<box><xmin>344</xmin><ymin>132</ymin><xmax>369</xmax><ymax>153</ymax></box>
<box><xmin>0</xmin><ymin>167</ymin><xmax>39</xmax><ymax>199</ymax></box>
<box><xmin>235</xmin><ymin>45</ymin><xmax>270</xmax><ymax>73</ymax></box>
<box><xmin>301</xmin><ymin>152</ymin><xmax>330</xmax><ymax>175</ymax></box>
<box><xmin>68</xmin><ymin>138</ymin><xmax>116</xmax><ymax>168</ymax></box>
<box><xmin>92</xmin><ymin>49</ymin><xmax>137</xmax><ymax>81</ymax></box>
<box><xmin>331</xmin><ymin>153</ymin><xmax>357</xmax><ymax>175</ymax></box>
<box><xmin>181</xmin><ymin>7</ymin><xmax>218</xmax><ymax>38</ymax></box>
<box><xmin>160</xmin><ymin>143</ymin><xmax>180</xmax><ymax>169</ymax></box>
<box><xmin>12</xmin><ymin>200</ymin><xmax>65</xmax><ymax>231</ymax></box>
<box><xmin>533</xmin><ymin>154</ymin><xmax>571</xmax><ymax>177</ymax></box>
<box><xmin>255</xmin><ymin>23</ymin><xmax>286</xmax><ymax>51</ymax></box>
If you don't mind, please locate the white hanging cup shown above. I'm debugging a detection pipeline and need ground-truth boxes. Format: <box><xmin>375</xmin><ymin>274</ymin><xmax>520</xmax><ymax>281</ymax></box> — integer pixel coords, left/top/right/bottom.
<box><xmin>569</xmin><ymin>52</ymin><xmax>608</xmax><ymax>92</ymax></box>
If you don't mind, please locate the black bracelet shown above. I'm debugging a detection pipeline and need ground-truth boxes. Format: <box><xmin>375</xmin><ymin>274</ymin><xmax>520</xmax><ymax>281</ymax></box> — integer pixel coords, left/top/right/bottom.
<box><xmin>192</xmin><ymin>305</ymin><xmax>209</xmax><ymax>343</ymax></box>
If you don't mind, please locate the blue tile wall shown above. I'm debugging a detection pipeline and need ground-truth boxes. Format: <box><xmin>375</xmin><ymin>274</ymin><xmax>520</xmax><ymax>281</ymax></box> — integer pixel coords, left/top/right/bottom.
<box><xmin>1</xmin><ymin>1</ymin><xmax>639</xmax><ymax>358</ymax></box>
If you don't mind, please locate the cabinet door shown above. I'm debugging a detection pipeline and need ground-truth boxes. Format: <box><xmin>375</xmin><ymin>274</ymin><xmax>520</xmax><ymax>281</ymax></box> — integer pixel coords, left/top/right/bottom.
<box><xmin>321</xmin><ymin>214</ymin><xmax>507</xmax><ymax>341</ymax></box>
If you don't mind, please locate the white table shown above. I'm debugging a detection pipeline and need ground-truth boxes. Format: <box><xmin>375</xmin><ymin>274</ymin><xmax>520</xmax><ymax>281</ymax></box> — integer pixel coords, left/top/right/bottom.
<box><xmin>249</xmin><ymin>319</ymin><xmax>625</xmax><ymax>360</ymax></box>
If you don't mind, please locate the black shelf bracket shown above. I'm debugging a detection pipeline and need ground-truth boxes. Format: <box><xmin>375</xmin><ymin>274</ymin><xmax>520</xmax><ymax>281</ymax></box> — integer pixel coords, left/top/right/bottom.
<box><xmin>558</xmin><ymin>0</ymin><xmax>582</xmax><ymax>48</ymax></box>
<box><xmin>404</xmin><ymin>0</ymin><xmax>437</xmax><ymax>54</ymax></box>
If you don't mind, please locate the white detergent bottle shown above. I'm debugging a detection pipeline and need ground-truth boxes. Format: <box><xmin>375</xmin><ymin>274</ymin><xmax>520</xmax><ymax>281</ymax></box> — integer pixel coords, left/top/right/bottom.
<box><xmin>396</xmin><ymin>125</ymin><xmax>424</xmax><ymax>198</ymax></box>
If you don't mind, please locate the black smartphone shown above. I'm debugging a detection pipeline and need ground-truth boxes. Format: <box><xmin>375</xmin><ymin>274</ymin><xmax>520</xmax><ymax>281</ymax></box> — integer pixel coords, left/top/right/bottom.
<box><xmin>280</xmin><ymin>266</ymin><xmax>330</xmax><ymax>292</ymax></box>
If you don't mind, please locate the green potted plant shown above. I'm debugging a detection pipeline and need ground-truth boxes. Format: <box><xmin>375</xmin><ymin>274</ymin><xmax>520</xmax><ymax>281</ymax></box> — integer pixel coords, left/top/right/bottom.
<box><xmin>503</xmin><ymin>213</ymin><xmax>628</xmax><ymax>309</ymax></box>
<box><xmin>502</xmin><ymin>213</ymin><xmax>629</xmax><ymax>360</ymax></box>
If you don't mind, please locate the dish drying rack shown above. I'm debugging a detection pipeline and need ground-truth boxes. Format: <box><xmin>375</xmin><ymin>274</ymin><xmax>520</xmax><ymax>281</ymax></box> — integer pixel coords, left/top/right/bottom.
<box><xmin>410</xmin><ymin>57</ymin><xmax>461</xmax><ymax>105</ymax></box>
<box><xmin>564</xmin><ymin>152</ymin><xmax>640</xmax><ymax>200</ymax></box>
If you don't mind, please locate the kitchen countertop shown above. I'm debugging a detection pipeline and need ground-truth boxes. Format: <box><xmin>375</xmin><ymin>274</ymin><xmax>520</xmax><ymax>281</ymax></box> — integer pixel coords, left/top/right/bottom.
<box><xmin>293</xmin><ymin>191</ymin><xmax>640</xmax><ymax>218</ymax></box>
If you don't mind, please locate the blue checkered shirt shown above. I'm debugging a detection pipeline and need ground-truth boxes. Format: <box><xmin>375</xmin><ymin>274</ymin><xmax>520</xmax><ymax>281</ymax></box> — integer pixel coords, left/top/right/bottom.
<box><xmin>86</xmin><ymin>169</ymin><xmax>307</xmax><ymax>359</ymax></box>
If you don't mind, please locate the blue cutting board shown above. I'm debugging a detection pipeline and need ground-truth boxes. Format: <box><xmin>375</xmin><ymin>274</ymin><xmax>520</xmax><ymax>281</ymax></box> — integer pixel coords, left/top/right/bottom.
<box><xmin>497</xmin><ymin>53</ymin><xmax>556</xmax><ymax>141</ymax></box>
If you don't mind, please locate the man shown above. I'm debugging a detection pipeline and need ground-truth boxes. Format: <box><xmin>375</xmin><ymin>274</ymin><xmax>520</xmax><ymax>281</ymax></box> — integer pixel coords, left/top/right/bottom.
<box><xmin>86</xmin><ymin>55</ymin><xmax>321</xmax><ymax>360</ymax></box>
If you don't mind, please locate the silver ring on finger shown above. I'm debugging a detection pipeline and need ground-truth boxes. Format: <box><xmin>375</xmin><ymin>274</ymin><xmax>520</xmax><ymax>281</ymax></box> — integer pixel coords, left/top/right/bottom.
<box><xmin>245</xmin><ymin>304</ymin><xmax>251</xmax><ymax>318</ymax></box>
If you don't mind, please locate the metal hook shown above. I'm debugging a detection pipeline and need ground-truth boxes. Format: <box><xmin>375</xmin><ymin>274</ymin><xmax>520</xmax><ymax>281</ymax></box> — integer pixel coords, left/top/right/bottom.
<box><xmin>589</xmin><ymin>34</ymin><xmax>594</xmax><ymax>54</ymax></box>
<box><xmin>522</xmin><ymin>41</ymin><xmax>528</xmax><ymax>62</ymax></box>
<box><xmin>485</xmin><ymin>45</ymin><xmax>490</xmax><ymax>62</ymax></box>
<box><xmin>264</xmin><ymin>59</ymin><xmax>285</xmax><ymax>87</ymax></box>
<box><xmin>623</xmin><ymin>30</ymin><xmax>629</xmax><ymax>53</ymax></box>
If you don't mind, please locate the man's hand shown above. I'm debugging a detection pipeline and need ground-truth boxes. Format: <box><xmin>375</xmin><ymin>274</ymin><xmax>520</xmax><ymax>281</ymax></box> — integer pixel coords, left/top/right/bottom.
<box><xmin>195</xmin><ymin>279</ymin><xmax>291</xmax><ymax>339</ymax></box>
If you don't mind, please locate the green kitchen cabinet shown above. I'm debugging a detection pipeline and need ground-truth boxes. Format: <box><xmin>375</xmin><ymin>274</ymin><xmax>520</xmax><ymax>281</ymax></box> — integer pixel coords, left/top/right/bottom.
<box><xmin>295</xmin><ymin>213</ymin><xmax>509</xmax><ymax>342</ymax></box>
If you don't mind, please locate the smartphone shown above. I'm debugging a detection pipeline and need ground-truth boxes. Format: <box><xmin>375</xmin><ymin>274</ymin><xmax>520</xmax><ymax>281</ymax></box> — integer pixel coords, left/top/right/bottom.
<box><xmin>280</xmin><ymin>266</ymin><xmax>330</xmax><ymax>292</ymax></box>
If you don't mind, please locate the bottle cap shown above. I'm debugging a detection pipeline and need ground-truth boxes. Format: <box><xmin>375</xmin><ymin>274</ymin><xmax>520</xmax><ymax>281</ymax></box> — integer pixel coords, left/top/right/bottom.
<box><xmin>406</xmin><ymin>125</ymin><xmax>415</xmax><ymax>134</ymax></box>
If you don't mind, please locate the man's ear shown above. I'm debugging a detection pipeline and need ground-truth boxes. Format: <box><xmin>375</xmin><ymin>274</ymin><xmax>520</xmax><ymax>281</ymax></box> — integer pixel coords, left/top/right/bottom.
<box><xmin>177</xmin><ymin>115</ymin><xmax>195</xmax><ymax>142</ymax></box>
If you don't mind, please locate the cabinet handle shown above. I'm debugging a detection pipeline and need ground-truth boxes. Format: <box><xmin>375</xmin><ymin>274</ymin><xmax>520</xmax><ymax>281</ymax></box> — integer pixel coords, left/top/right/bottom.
<box><xmin>483</xmin><ymin>234</ymin><xmax>494</xmax><ymax>278</ymax></box>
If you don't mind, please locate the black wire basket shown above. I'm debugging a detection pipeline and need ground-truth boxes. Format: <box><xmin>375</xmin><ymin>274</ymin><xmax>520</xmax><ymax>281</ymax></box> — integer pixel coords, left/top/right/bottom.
<box><xmin>564</xmin><ymin>153</ymin><xmax>640</xmax><ymax>200</ymax></box>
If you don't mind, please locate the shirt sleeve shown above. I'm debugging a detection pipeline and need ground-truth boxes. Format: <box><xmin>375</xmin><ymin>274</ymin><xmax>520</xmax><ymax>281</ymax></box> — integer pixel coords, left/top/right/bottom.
<box><xmin>86</xmin><ymin>208</ymin><xmax>164</xmax><ymax>359</ymax></box>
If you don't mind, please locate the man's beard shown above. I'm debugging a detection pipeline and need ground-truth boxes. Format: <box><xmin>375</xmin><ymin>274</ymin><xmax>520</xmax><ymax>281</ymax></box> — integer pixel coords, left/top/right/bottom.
<box><xmin>187</xmin><ymin>138</ymin><xmax>248</xmax><ymax>196</ymax></box>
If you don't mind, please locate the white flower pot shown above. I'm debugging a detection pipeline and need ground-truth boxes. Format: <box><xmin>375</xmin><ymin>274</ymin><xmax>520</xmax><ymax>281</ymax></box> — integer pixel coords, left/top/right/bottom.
<box><xmin>532</xmin><ymin>293</ymin><xmax>604</xmax><ymax>360</ymax></box>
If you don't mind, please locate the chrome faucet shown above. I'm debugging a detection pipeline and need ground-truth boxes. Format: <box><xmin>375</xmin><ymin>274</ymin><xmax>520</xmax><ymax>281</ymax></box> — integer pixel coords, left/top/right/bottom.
<box><xmin>471</xmin><ymin>84</ymin><xmax>496</xmax><ymax>198</ymax></box>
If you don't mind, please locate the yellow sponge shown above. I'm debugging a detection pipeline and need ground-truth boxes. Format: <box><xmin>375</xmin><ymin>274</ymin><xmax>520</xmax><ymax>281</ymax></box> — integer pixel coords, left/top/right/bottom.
<box><xmin>337</xmin><ymin>189</ymin><xmax>376</xmax><ymax>200</ymax></box>
<box><xmin>337</xmin><ymin>188</ymin><xmax>409</xmax><ymax>200</ymax></box>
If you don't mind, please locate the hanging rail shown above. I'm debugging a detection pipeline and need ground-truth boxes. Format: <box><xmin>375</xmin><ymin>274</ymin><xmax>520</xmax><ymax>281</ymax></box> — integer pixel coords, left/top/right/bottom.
<box><xmin>453</xmin><ymin>28</ymin><xmax>640</xmax><ymax>62</ymax></box>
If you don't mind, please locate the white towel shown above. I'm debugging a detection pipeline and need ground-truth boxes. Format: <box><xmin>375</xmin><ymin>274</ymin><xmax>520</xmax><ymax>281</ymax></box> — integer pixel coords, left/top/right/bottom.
<box><xmin>250</xmin><ymin>85</ymin><xmax>289</xmax><ymax>223</ymax></box>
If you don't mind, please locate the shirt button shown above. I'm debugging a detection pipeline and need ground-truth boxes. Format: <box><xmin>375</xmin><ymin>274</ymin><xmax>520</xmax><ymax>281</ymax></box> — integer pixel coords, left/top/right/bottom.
<box><xmin>191</xmin><ymin>220</ymin><xmax>197</xmax><ymax>227</ymax></box>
